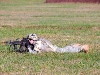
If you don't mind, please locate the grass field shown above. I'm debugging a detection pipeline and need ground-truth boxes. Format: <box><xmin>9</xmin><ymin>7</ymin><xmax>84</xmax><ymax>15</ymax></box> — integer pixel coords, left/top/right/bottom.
<box><xmin>0</xmin><ymin>0</ymin><xmax>100</xmax><ymax>75</ymax></box>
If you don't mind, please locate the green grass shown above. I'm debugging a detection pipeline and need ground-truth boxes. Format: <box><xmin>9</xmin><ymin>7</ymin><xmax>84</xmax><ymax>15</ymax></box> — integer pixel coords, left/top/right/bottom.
<box><xmin>0</xmin><ymin>0</ymin><xmax>100</xmax><ymax>75</ymax></box>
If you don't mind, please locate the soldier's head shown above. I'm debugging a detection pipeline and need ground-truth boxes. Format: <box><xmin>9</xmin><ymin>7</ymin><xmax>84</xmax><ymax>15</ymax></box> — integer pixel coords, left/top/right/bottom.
<box><xmin>28</xmin><ymin>34</ymin><xmax>38</xmax><ymax>44</ymax></box>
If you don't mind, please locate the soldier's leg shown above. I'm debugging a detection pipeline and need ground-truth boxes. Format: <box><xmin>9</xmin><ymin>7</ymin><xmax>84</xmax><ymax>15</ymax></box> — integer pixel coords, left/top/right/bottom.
<box><xmin>55</xmin><ymin>45</ymin><xmax>82</xmax><ymax>53</ymax></box>
<box><xmin>71</xmin><ymin>44</ymin><xmax>89</xmax><ymax>53</ymax></box>
<box><xmin>55</xmin><ymin>44</ymin><xmax>89</xmax><ymax>53</ymax></box>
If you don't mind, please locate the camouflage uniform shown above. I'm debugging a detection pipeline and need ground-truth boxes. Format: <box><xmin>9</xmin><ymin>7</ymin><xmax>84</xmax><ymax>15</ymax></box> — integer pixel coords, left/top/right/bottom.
<box><xmin>27</xmin><ymin>34</ymin><xmax>83</xmax><ymax>54</ymax></box>
<box><xmin>54</xmin><ymin>44</ymin><xmax>82</xmax><ymax>53</ymax></box>
<box><xmin>34</xmin><ymin>38</ymin><xmax>82</xmax><ymax>53</ymax></box>
<box><xmin>35</xmin><ymin>38</ymin><xmax>55</xmax><ymax>52</ymax></box>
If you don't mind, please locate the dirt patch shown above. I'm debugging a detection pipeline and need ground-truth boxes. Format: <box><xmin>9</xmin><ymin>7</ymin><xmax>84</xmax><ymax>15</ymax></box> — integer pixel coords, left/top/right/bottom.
<box><xmin>0</xmin><ymin>25</ymin><xmax>14</xmax><ymax>28</ymax></box>
<box><xmin>0</xmin><ymin>0</ymin><xmax>9</xmax><ymax>2</ymax></box>
<box><xmin>92</xmin><ymin>26</ymin><xmax>100</xmax><ymax>31</ymax></box>
<box><xmin>0</xmin><ymin>72</ymin><xmax>9</xmax><ymax>75</ymax></box>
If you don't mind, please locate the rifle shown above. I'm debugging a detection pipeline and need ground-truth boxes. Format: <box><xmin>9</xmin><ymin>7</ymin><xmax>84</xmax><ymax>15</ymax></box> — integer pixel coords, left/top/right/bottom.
<box><xmin>2</xmin><ymin>38</ymin><xmax>30</xmax><ymax>53</ymax></box>
<box><xmin>2</xmin><ymin>38</ymin><xmax>21</xmax><ymax>51</ymax></box>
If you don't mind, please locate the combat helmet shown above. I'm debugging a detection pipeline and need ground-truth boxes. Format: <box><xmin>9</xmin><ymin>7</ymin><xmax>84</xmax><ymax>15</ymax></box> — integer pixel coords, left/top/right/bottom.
<box><xmin>28</xmin><ymin>34</ymin><xmax>38</xmax><ymax>40</ymax></box>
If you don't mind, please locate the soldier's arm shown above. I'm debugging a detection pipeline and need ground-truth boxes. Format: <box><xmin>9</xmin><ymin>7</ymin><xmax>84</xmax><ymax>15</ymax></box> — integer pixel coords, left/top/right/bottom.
<box><xmin>28</xmin><ymin>46</ymin><xmax>38</xmax><ymax>54</ymax></box>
